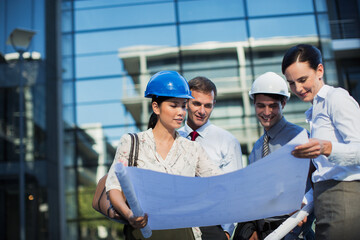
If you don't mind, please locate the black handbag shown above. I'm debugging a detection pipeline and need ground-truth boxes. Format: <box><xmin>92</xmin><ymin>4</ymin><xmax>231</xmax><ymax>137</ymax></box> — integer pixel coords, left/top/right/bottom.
<box><xmin>92</xmin><ymin>133</ymin><xmax>139</xmax><ymax>224</ymax></box>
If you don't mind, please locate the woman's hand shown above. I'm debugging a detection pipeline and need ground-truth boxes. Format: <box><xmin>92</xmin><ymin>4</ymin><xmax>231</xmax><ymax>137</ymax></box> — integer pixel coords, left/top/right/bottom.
<box><xmin>291</xmin><ymin>138</ymin><xmax>332</xmax><ymax>159</ymax></box>
<box><xmin>109</xmin><ymin>189</ymin><xmax>148</xmax><ymax>228</ymax></box>
<box><xmin>128</xmin><ymin>213</ymin><xmax>149</xmax><ymax>229</ymax></box>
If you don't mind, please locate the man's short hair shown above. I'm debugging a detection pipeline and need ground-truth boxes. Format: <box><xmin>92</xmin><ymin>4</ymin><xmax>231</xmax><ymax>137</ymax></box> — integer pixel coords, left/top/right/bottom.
<box><xmin>254</xmin><ymin>93</ymin><xmax>287</xmax><ymax>104</ymax></box>
<box><xmin>188</xmin><ymin>76</ymin><xmax>217</xmax><ymax>99</ymax></box>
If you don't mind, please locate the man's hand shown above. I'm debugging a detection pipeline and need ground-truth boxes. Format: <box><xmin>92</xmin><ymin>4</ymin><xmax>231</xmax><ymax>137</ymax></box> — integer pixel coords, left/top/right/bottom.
<box><xmin>297</xmin><ymin>215</ymin><xmax>307</xmax><ymax>227</ymax></box>
<box><xmin>289</xmin><ymin>202</ymin><xmax>307</xmax><ymax>227</ymax></box>
<box><xmin>249</xmin><ymin>231</ymin><xmax>259</xmax><ymax>240</ymax></box>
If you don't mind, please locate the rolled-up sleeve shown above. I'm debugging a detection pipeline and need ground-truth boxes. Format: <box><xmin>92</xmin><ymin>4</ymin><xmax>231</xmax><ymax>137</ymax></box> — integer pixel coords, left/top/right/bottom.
<box><xmin>327</xmin><ymin>90</ymin><xmax>360</xmax><ymax>166</ymax></box>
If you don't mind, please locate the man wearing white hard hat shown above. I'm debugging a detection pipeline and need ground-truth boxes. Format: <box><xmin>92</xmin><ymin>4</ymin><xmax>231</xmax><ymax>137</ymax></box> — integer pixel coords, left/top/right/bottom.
<box><xmin>233</xmin><ymin>72</ymin><xmax>314</xmax><ymax>240</ymax></box>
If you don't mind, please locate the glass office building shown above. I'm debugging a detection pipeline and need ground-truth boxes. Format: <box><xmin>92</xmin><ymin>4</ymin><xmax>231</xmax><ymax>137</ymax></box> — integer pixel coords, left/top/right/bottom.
<box><xmin>1</xmin><ymin>0</ymin><xmax>360</xmax><ymax>239</ymax></box>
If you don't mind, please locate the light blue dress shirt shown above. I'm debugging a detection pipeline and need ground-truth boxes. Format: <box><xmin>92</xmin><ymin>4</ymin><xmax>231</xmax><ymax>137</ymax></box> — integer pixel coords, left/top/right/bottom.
<box><xmin>306</xmin><ymin>85</ymin><xmax>360</xmax><ymax>183</ymax></box>
<box><xmin>249</xmin><ymin>117</ymin><xmax>305</xmax><ymax>164</ymax></box>
<box><xmin>178</xmin><ymin>120</ymin><xmax>243</xmax><ymax>236</ymax></box>
<box><xmin>249</xmin><ymin>117</ymin><xmax>313</xmax><ymax>239</ymax></box>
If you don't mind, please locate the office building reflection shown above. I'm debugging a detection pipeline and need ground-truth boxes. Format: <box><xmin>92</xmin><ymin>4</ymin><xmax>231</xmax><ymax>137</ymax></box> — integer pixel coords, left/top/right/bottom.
<box><xmin>118</xmin><ymin>36</ymin><xmax>322</xmax><ymax>156</ymax></box>
<box><xmin>1</xmin><ymin>0</ymin><xmax>359</xmax><ymax>239</ymax></box>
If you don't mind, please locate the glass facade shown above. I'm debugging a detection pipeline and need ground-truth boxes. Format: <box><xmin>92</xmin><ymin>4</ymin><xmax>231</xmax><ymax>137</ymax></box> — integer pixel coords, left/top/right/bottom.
<box><xmin>60</xmin><ymin>0</ymin><xmax>333</xmax><ymax>239</ymax></box>
<box><xmin>1</xmin><ymin>0</ymin><xmax>359</xmax><ymax>239</ymax></box>
<box><xmin>0</xmin><ymin>0</ymin><xmax>63</xmax><ymax>239</ymax></box>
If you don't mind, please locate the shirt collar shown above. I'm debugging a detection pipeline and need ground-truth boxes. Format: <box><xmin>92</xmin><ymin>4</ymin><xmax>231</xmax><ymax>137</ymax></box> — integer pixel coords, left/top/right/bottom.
<box><xmin>305</xmin><ymin>85</ymin><xmax>330</xmax><ymax>123</ymax></box>
<box><xmin>265</xmin><ymin>117</ymin><xmax>287</xmax><ymax>139</ymax></box>
<box><xmin>184</xmin><ymin>120</ymin><xmax>211</xmax><ymax>138</ymax></box>
<box><xmin>305</xmin><ymin>106</ymin><xmax>313</xmax><ymax>123</ymax></box>
<box><xmin>183</xmin><ymin>123</ymin><xmax>192</xmax><ymax>135</ymax></box>
<box><xmin>315</xmin><ymin>84</ymin><xmax>330</xmax><ymax>101</ymax></box>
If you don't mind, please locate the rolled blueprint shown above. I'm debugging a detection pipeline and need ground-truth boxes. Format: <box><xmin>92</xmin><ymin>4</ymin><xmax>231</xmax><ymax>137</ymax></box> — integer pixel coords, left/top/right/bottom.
<box><xmin>115</xmin><ymin>163</ymin><xmax>152</xmax><ymax>238</ymax></box>
<box><xmin>264</xmin><ymin>201</ymin><xmax>314</xmax><ymax>240</ymax></box>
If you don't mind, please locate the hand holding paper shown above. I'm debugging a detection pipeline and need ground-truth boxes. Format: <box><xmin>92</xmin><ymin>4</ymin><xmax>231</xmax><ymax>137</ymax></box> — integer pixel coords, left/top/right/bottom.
<box><xmin>264</xmin><ymin>202</ymin><xmax>314</xmax><ymax>240</ymax></box>
<box><xmin>115</xmin><ymin>163</ymin><xmax>152</xmax><ymax>238</ymax></box>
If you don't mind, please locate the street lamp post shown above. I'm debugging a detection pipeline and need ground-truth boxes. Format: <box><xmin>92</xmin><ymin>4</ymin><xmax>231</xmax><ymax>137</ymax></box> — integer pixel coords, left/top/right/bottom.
<box><xmin>6</xmin><ymin>28</ymin><xmax>36</xmax><ymax>240</ymax></box>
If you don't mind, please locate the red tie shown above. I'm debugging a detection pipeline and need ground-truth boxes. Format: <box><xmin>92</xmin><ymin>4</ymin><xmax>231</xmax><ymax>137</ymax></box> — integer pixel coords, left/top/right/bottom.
<box><xmin>190</xmin><ymin>131</ymin><xmax>199</xmax><ymax>141</ymax></box>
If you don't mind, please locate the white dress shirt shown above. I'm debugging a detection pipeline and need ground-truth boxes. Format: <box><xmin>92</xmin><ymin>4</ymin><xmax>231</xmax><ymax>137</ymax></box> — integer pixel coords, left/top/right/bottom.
<box><xmin>178</xmin><ymin>121</ymin><xmax>242</xmax><ymax>235</ymax></box>
<box><xmin>306</xmin><ymin>85</ymin><xmax>360</xmax><ymax>183</ymax></box>
<box><xmin>178</xmin><ymin>121</ymin><xmax>243</xmax><ymax>173</ymax></box>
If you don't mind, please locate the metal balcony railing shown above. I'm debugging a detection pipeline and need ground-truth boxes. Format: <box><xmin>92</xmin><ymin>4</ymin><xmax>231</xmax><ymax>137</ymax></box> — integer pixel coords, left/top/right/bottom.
<box><xmin>329</xmin><ymin>19</ymin><xmax>360</xmax><ymax>39</ymax></box>
<box><xmin>121</xmin><ymin>76</ymin><xmax>247</xmax><ymax>99</ymax></box>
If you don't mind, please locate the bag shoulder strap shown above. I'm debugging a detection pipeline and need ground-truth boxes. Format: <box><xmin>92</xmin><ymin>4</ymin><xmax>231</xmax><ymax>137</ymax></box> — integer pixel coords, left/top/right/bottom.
<box><xmin>133</xmin><ymin>133</ymin><xmax>139</xmax><ymax>166</ymax></box>
<box><xmin>128</xmin><ymin>133</ymin><xmax>139</xmax><ymax>167</ymax></box>
<box><xmin>128</xmin><ymin>133</ymin><xmax>135</xmax><ymax>166</ymax></box>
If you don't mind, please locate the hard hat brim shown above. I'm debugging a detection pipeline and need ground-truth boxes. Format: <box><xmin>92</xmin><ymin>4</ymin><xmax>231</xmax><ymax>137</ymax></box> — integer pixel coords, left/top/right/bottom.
<box><xmin>145</xmin><ymin>93</ymin><xmax>194</xmax><ymax>99</ymax></box>
<box><xmin>249</xmin><ymin>91</ymin><xmax>290</xmax><ymax>100</ymax></box>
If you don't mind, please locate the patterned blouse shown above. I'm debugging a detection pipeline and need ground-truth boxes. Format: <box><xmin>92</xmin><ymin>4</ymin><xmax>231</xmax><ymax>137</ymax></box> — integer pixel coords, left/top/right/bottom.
<box><xmin>106</xmin><ymin>128</ymin><xmax>222</xmax><ymax>192</ymax></box>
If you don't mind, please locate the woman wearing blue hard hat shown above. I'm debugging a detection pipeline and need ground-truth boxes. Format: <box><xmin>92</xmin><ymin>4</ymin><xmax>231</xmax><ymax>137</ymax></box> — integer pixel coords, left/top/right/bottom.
<box><xmin>105</xmin><ymin>71</ymin><xmax>222</xmax><ymax>240</ymax></box>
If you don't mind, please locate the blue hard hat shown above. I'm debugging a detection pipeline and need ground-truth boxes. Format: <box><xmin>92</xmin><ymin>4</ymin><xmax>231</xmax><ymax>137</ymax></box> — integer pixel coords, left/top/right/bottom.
<box><xmin>144</xmin><ymin>71</ymin><xmax>194</xmax><ymax>99</ymax></box>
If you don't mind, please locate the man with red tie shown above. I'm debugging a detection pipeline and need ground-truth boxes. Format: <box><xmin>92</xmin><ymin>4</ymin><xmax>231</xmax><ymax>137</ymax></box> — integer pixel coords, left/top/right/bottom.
<box><xmin>178</xmin><ymin>76</ymin><xmax>243</xmax><ymax>240</ymax></box>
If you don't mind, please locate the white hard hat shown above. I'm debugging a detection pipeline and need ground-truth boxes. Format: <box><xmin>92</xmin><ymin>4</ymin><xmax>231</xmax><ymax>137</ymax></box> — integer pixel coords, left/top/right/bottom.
<box><xmin>249</xmin><ymin>72</ymin><xmax>290</xmax><ymax>100</ymax></box>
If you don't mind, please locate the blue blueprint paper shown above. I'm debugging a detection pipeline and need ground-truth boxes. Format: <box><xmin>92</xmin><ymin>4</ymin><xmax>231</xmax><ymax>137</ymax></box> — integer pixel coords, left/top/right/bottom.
<box><xmin>117</xmin><ymin>130</ymin><xmax>310</xmax><ymax>230</ymax></box>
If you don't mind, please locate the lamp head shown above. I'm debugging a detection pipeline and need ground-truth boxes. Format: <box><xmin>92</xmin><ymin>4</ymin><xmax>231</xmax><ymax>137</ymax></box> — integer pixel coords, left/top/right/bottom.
<box><xmin>6</xmin><ymin>28</ymin><xmax>36</xmax><ymax>51</ymax></box>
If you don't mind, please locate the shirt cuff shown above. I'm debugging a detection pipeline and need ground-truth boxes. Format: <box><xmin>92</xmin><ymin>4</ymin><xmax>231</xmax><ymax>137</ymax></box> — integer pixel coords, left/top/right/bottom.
<box><xmin>221</xmin><ymin>223</ymin><xmax>235</xmax><ymax>237</ymax></box>
<box><xmin>302</xmin><ymin>188</ymin><xmax>313</xmax><ymax>205</ymax></box>
<box><xmin>328</xmin><ymin>141</ymin><xmax>360</xmax><ymax>166</ymax></box>
<box><xmin>327</xmin><ymin>141</ymin><xmax>341</xmax><ymax>163</ymax></box>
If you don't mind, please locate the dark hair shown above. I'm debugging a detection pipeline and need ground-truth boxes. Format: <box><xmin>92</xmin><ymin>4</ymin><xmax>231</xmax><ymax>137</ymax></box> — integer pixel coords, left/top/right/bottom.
<box><xmin>281</xmin><ymin>44</ymin><xmax>323</xmax><ymax>74</ymax></box>
<box><xmin>188</xmin><ymin>76</ymin><xmax>217</xmax><ymax>99</ymax></box>
<box><xmin>253</xmin><ymin>93</ymin><xmax>286</xmax><ymax>105</ymax></box>
<box><xmin>147</xmin><ymin>96</ymin><xmax>171</xmax><ymax>129</ymax></box>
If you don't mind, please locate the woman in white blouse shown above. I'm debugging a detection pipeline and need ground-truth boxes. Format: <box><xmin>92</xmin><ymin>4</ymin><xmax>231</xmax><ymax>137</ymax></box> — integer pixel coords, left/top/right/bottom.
<box><xmin>282</xmin><ymin>44</ymin><xmax>360</xmax><ymax>240</ymax></box>
<box><xmin>106</xmin><ymin>71</ymin><xmax>221</xmax><ymax>240</ymax></box>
